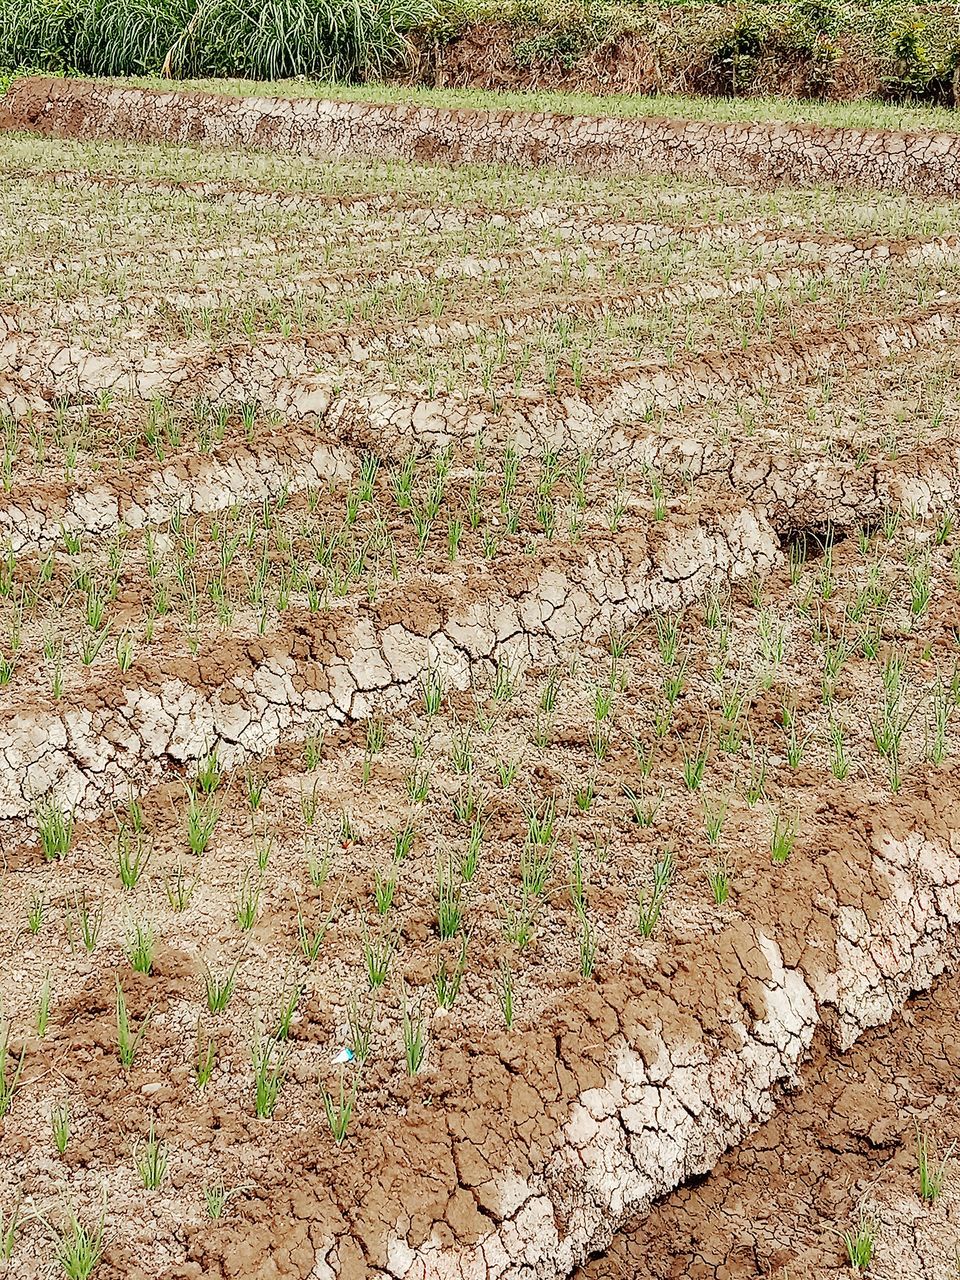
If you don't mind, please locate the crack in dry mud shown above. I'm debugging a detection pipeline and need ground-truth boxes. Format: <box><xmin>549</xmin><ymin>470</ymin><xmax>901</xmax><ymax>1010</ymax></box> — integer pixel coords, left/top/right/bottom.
<box><xmin>3</xmin><ymin>93</ymin><xmax>960</xmax><ymax>1280</ymax></box>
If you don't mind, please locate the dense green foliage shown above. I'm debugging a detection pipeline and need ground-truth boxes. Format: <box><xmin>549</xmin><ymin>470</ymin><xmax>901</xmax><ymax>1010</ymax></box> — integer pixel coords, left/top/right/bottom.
<box><xmin>0</xmin><ymin>0</ymin><xmax>434</xmax><ymax>81</ymax></box>
<box><xmin>0</xmin><ymin>0</ymin><xmax>956</xmax><ymax>100</ymax></box>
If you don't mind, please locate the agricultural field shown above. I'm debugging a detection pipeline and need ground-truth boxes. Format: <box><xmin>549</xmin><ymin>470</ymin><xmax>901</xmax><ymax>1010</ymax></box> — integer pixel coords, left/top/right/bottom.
<box><xmin>1</xmin><ymin>116</ymin><xmax>960</xmax><ymax>1280</ymax></box>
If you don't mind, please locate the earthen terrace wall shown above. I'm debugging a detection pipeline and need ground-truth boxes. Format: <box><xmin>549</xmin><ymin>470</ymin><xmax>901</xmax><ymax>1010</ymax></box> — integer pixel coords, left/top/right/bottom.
<box><xmin>2</xmin><ymin>75</ymin><xmax>960</xmax><ymax>196</ymax></box>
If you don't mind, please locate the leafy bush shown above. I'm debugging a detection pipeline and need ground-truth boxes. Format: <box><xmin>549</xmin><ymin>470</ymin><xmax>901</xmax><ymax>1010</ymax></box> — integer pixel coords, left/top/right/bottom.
<box><xmin>169</xmin><ymin>0</ymin><xmax>434</xmax><ymax>81</ymax></box>
<box><xmin>0</xmin><ymin>0</ymin><xmax>434</xmax><ymax>81</ymax></box>
<box><xmin>76</xmin><ymin>0</ymin><xmax>192</xmax><ymax>77</ymax></box>
<box><xmin>0</xmin><ymin>0</ymin><xmax>78</xmax><ymax>72</ymax></box>
<box><xmin>706</xmin><ymin>7</ymin><xmax>773</xmax><ymax>95</ymax></box>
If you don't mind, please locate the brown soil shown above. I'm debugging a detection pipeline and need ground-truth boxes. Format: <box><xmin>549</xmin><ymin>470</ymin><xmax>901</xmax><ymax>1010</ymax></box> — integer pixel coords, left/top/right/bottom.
<box><xmin>406</xmin><ymin>14</ymin><xmax>959</xmax><ymax>107</ymax></box>
<box><xmin>4</xmin><ymin>77</ymin><xmax>960</xmax><ymax>197</ymax></box>
<box><xmin>2</xmin><ymin>116</ymin><xmax>960</xmax><ymax>1280</ymax></box>
<box><xmin>575</xmin><ymin>969</ymin><xmax>960</xmax><ymax>1279</ymax></box>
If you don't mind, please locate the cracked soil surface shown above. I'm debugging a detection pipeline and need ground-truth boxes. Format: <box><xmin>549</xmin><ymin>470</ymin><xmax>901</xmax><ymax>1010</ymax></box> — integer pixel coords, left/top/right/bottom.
<box><xmin>0</xmin><ymin>91</ymin><xmax>960</xmax><ymax>1280</ymax></box>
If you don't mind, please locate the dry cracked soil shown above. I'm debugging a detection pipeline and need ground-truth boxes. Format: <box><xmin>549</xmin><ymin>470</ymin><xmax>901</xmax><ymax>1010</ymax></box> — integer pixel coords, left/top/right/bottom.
<box><xmin>0</xmin><ymin>86</ymin><xmax>960</xmax><ymax>1280</ymax></box>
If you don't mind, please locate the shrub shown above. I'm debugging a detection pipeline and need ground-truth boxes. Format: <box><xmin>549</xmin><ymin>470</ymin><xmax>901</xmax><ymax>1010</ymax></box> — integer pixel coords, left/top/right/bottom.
<box><xmin>0</xmin><ymin>0</ymin><xmax>434</xmax><ymax>81</ymax></box>
<box><xmin>167</xmin><ymin>0</ymin><xmax>435</xmax><ymax>81</ymax></box>
<box><xmin>77</xmin><ymin>0</ymin><xmax>191</xmax><ymax>76</ymax></box>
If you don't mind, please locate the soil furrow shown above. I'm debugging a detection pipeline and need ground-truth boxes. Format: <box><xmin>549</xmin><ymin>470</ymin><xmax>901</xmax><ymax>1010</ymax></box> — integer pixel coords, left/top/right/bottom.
<box><xmin>0</xmin><ymin>510</ymin><xmax>777</xmax><ymax>826</ymax></box>
<box><xmin>5</xmin><ymin>78</ymin><xmax>960</xmax><ymax>197</ymax></box>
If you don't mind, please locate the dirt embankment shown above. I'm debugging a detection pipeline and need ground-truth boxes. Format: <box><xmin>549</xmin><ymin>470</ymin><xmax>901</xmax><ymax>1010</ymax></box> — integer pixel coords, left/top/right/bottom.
<box><xmin>2</xmin><ymin>77</ymin><xmax>960</xmax><ymax>197</ymax></box>
<box><xmin>404</xmin><ymin>6</ymin><xmax>960</xmax><ymax>106</ymax></box>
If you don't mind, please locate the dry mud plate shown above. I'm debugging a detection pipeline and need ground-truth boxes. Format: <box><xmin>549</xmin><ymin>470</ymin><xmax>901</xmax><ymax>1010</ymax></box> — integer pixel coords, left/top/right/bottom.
<box><xmin>1</xmin><ymin>88</ymin><xmax>960</xmax><ymax>1280</ymax></box>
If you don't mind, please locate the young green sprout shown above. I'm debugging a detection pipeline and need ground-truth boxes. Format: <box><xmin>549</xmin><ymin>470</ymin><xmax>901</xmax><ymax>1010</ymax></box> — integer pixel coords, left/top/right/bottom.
<box><xmin>27</xmin><ymin>894</ymin><xmax>44</xmax><ymax>935</ymax></box>
<box><xmin>682</xmin><ymin>728</ymin><xmax>710</xmax><ymax>792</ymax></box>
<box><xmin>842</xmin><ymin>1209</ymin><xmax>877</xmax><ymax>1273</ymax></box>
<box><xmin>36</xmin><ymin>975</ymin><xmax>52</xmax><ymax>1037</ymax></box>
<box><xmin>770</xmin><ymin>808</ymin><xmax>799</xmax><ymax>865</ymax></box>
<box><xmin>195</xmin><ymin>1027</ymin><xmax>217</xmax><ymax>1088</ymax></box>
<box><xmin>0</xmin><ymin>1199</ymin><xmax>17</xmax><ymax>1261</ymax></box>
<box><xmin>498</xmin><ymin>959</ymin><xmax>516</xmax><ymax>1028</ymax></box>
<box><xmin>373</xmin><ymin>869</ymin><xmax>396</xmax><ymax>916</ymax></box>
<box><xmin>125</xmin><ymin>922</ymin><xmax>155</xmax><ymax>974</ymax></box>
<box><xmin>916</xmin><ymin>1124</ymin><xmax>954</xmax><ymax>1203</ymax></box>
<box><xmin>164</xmin><ymin>864</ymin><xmax>198</xmax><ymax>912</ymax></box>
<box><xmin>36</xmin><ymin>798</ymin><xmax>73</xmax><ymax>860</ymax></box>
<box><xmin>637</xmin><ymin>850</ymin><xmax>675</xmax><ymax>939</ymax></box>
<box><xmin>186</xmin><ymin>790</ymin><xmax>219</xmax><ymax>855</ymax></box>
<box><xmin>115</xmin><ymin>981</ymin><xmax>150</xmax><ymax>1068</ymax></box>
<box><xmin>66</xmin><ymin>890</ymin><xmax>103</xmax><ymax>954</ymax></box>
<box><xmin>56</xmin><ymin>1210</ymin><xmax>104</xmax><ymax>1280</ymax></box>
<box><xmin>274</xmin><ymin>978</ymin><xmax>305</xmax><ymax>1041</ymax></box>
<box><xmin>705</xmin><ymin>857</ymin><xmax>731</xmax><ymax>906</ymax></box>
<box><xmin>52</xmin><ymin>1102</ymin><xmax>70</xmax><ymax>1154</ymax></box>
<box><xmin>116</xmin><ymin>828</ymin><xmax>151</xmax><ymax>889</ymax></box>
<box><xmin>578</xmin><ymin>911</ymin><xmax>598</xmax><ymax>978</ymax></box>
<box><xmin>204</xmin><ymin>1176</ymin><xmax>240</xmax><ymax>1219</ymax></box>
<box><xmin>204</xmin><ymin>960</ymin><xmax>240</xmax><ymax>1014</ymax></box>
<box><xmin>235</xmin><ymin>869</ymin><xmax>263</xmax><ymax>930</ymax></box>
<box><xmin>251</xmin><ymin>1037</ymin><xmax>286</xmax><ymax>1119</ymax></box>
<box><xmin>434</xmin><ymin>936</ymin><xmax>468</xmax><ymax>1010</ymax></box>
<box><xmin>401</xmin><ymin>986</ymin><xmax>427</xmax><ymax>1077</ymax></box>
<box><xmin>195</xmin><ymin>748</ymin><xmax>222</xmax><ymax>795</ymax></box>
<box><xmin>323</xmin><ymin>1067</ymin><xmax>359</xmax><ymax>1143</ymax></box>
<box><xmin>133</xmin><ymin>1117</ymin><xmax>168</xmax><ymax>1190</ymax></box>
<box><xmin>0</xmin><ymin>1023</ymin><xmax>25</xmax><ymax>1118</ymax></box>
<box><xmin>436</xmin><ymin>856</ymin><xmax>463</xmax><ymax>938</ymax></box>
<box><xmin>420</xmin><ymin>666</ymin><xmax>444</xmax><ymax>716</ymax></box>
<box><xmin>363</xmin><ymin>929</ymin><xmax>397</xmax><ymax>990</ymax></box>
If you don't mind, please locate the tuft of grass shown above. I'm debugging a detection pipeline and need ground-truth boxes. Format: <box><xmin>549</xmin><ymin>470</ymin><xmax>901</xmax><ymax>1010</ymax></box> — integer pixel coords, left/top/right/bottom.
<box><xmin>115</xmin><ymin>981</ymin><xmax>150</xmax><ymax>1068</ymax></box>
<box><xmin>916</xmin><ymin>1124</ymin><xmax>954</xmax><ymax>1203</ymax></box>
<box><xmin>56</xmin><ymin>1209</ymin><xmax>104</xmax><ymax>1280</ymax></box>
<box><xmin>251</xmin><ymin>1036</ymin><xmax>286</xmax><ymax>1118</ymax></box>
<box><xmin>842</xmin><ymin>1210</ymin><xmax>877</xmax><ymax>1273</ymax></box>
<box><xmin>133</xmin><ymin>1117</ymin><xmax>168</xmax><ymax>1190</ymax></box>
<box><xmin>0</xmin><ymin>1023</ymin><xmax>25</xmax><ymax>1118</ymax></box>
<box><xmin>36</xmin><ymin>799</ymin><xmax>73</xmax><ymax>860</ymax></box>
